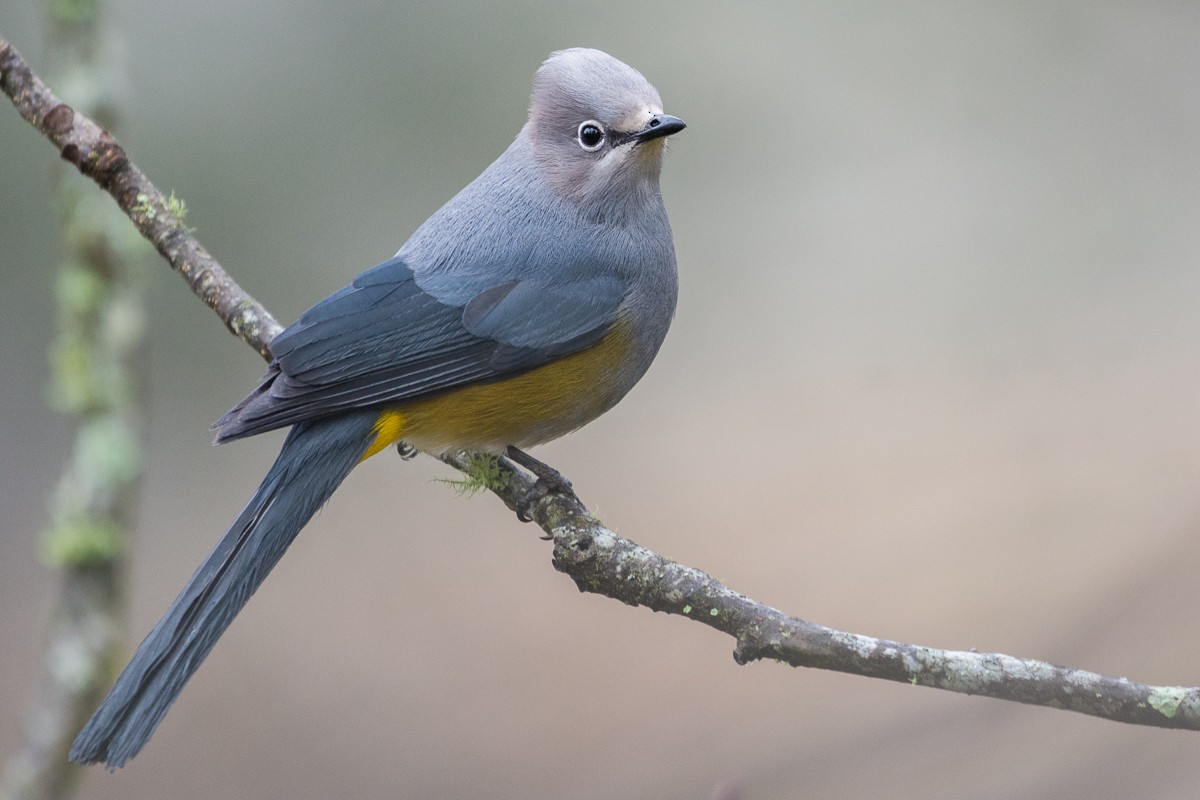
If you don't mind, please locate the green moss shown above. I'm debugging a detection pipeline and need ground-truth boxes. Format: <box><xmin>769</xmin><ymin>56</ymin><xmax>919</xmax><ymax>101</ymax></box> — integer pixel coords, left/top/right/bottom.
<box><xmin>49</xmin><ymin>338</ymin><xmax>100</xmax><ymax>412</ymax></box>
<box><xmin>436</xmin><ymin>452</ymin><xmax>509</xmax><ymax>496</ymax></box>
<box><xmin>78</xmin><ymin>417</ymin><xmax>142</xmax><ymax>485</ymax></box>
<box><xmin>131</xmin><ymin>192</ymin><xmax>155</xmax><ymax>219</ymax></box>
<box><xmin>43</xmin><ymin>517</ymin><xmax>124</xmax><ymax>567</ymax></box>
<box><xmin>165</xmin><ymin>190</ymin><xmax>189</xmax><ymax>220</ymax></box>
<box><xmin>56</xmin><ymin>260</ymin><xmax>106</xmax><ymax>315</ymax></box>
<box><xmin>50</xmin><ymin>0</ymin><xmax>98</xmax><ymax>25</ymax></box>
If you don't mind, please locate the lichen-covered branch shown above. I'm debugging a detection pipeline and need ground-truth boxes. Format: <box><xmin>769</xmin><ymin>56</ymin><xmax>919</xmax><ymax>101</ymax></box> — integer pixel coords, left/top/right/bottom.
<box><xmin>4</xmin><ymin>31</ymin><xmax>1198</xmax><ymax>738</ymax></box>
<box><xmin>1</xmin><ymin>16</ymin><xmax>145</xmax><ymax>800</ymax></box>
<box><xmin>439</xmin><ymin>452</ymin><xmax>1200</xmax><ymax>730</ymax></box>
<box><xmin>0</xmin><ymin>36</ymin><xmax>281</xmax><ymax>356</ymax></box>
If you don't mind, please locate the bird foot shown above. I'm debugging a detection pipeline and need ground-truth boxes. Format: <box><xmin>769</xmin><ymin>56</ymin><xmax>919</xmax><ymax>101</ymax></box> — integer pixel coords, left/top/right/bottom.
<box><xmin>505</xmin><ymin>446</ymin><xmax>572</xmax><ymax>524</ymax></box>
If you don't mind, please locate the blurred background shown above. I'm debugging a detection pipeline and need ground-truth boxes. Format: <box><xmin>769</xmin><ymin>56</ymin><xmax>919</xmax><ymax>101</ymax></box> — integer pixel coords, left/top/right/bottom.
<box><xmin>3</xmin><ymin>2</ymin><xmax>1200</xmax><ymax>798</ymax></box>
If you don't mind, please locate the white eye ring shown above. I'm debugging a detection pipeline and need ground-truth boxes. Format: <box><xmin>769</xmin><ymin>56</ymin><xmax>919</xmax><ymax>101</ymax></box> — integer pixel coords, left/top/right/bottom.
<box><xmin>576</xmin><ymin>121</ymin><xmax>606</xmax><ymax>151</ymax></box>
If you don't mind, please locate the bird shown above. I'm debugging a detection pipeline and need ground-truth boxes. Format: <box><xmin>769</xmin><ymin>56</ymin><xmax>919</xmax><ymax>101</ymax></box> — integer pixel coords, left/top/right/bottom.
<box><xmin>69</xmin><ymin>47</ymin><xmax>685</xmax><ymax>769</ymax></box>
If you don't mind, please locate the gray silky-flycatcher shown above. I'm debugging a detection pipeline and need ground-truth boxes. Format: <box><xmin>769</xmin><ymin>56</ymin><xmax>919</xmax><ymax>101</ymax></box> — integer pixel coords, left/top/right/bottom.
<box><xmin>71</xmin><ymin>47</ymin><xmax>685</xmax><ymax>769</ymax></box>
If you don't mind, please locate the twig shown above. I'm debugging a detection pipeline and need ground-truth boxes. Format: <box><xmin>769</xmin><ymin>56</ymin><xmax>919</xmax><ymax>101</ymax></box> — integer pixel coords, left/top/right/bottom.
<box><xmin>3</xmin><ymin>33</ymin><xmax>1198</xmax><ymax>734</ymax></box>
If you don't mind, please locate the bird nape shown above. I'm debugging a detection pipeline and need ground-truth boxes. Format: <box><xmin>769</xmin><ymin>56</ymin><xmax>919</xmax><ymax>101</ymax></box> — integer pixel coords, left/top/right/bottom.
<box><xmin>69</xmin><ymin>47</ymin><xmax>685</xmax><ymax>769</ymax></box>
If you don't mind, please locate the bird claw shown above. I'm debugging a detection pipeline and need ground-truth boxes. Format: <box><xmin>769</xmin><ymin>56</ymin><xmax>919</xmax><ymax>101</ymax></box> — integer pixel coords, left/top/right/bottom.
<box><xmin>506</xmin><ymin>446</ymin><xmax>572</xmax><ymax>523</ymax></box>
<box><xmin>515</xmin><ymin>473</ymin><xmax>573</xmax><ymax>523</ymax></box>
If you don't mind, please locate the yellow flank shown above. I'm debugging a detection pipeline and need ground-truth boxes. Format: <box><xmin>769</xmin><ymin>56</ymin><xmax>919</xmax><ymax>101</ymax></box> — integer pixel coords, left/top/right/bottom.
<box><xmin>361</xmin><ymin>319</ymin><xmax>633</xmax><ymax>460</ymax></box>
<box><xmin>362</xmin><ymin>407</ymin><xmax>407</xmax><ymax>460</ymax></box>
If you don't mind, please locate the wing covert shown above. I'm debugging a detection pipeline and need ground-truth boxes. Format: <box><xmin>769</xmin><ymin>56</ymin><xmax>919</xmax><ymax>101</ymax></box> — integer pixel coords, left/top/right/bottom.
<box><xmin>213</xmin><ymin>255</ymin><xmax>628</xmax><ymax>441</ymax></box>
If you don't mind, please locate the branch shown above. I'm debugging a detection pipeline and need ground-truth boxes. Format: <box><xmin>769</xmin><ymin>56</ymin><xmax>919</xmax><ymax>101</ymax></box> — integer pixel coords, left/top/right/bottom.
<box><xmin>4</xmin><ymin>34</ymin><xmax>1198</xmax><ymax>733</ymax></box>
<box><xmin>2</xmin><ymin>19</ymin><xmax>145</xmax><ymax>800</ymax></box>
<box><xmin>0</xmin><ymin>36</ymin><xmax>281</xmax><ymax>356</ymax></box>
<box><xmin>444</xmin><ymin>452</ymin><xmax>1200</xmax><ymax>729</ymax></box>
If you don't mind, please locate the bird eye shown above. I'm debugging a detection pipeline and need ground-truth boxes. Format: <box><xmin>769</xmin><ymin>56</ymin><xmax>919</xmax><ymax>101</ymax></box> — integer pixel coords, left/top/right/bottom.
<box><xmin>577</xmin><ymin>121</ymin><xmax>605</xmax><ymax>151</ymax></box>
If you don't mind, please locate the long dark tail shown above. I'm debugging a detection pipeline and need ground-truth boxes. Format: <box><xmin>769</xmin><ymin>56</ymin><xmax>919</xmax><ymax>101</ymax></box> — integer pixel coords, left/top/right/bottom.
<box><xmin>69</xmin><ymin>410</ymin><xmax>380</xmax><ymax>769</ymax></box>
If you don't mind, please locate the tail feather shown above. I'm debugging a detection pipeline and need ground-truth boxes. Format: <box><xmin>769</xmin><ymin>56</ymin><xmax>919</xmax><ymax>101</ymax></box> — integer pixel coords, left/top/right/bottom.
<box><xmin>69</xmin><ymin>410</ymin><xmax>380</xmax><ymax>768</ymax></box>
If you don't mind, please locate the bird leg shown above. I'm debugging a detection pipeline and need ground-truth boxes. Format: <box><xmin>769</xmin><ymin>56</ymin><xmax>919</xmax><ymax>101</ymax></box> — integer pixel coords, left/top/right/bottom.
<box><xmin>505</xmin><ymin>445</ymin><xmax>573</xmax><ymax>523</ymax></box>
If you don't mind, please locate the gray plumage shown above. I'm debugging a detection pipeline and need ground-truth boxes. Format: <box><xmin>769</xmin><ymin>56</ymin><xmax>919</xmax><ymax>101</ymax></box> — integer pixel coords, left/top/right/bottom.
<box><xmin>70</xmin><ymin>48</ymin><xmax>684</xmax><ymax>768</ymax></box>
<box><xmin>220</xmin><ymin>47</ymin><xmax>682</xmax><ymax>451</ymax></box>
<box><xmin>70</xmin><ymin>412</ymin><xmax>379</xmax><ymax>769</ymax></box>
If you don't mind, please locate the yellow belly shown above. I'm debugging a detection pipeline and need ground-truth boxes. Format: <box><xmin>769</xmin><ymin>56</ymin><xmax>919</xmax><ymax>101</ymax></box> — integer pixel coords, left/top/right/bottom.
<box><xmin>360</xmin><ymin>320</ymin><xmax>633</xmax><ymax>460</ymax></box>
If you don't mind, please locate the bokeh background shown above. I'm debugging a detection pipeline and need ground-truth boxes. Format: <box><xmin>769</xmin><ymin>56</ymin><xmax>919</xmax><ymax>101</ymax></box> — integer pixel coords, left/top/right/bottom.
<box><xmin>4</xmin><ymin>2</ymin><xmax>1200</xmax><ymax>798</ymax></box>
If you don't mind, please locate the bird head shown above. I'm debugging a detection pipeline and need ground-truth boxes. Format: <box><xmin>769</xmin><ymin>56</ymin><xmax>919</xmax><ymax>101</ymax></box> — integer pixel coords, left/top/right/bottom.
<box><xmin>527</xmin><ymin>48</ymin><xmax>686</xmax><ymax>214</ymax></box>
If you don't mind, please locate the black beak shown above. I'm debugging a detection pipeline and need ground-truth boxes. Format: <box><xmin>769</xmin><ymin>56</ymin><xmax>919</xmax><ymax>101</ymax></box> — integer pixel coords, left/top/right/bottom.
<box><xmin>627</xmin><ymin>113</ymin><xmax>687</xmax><ymax>145</ymax></box>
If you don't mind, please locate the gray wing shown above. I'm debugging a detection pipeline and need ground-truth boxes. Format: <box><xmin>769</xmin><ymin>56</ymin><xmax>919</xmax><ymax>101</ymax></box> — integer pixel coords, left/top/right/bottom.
<box><xmin>213</xmin><ymin>255</ymin><xmax>626</xmax><ymax>442</ymax></box>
